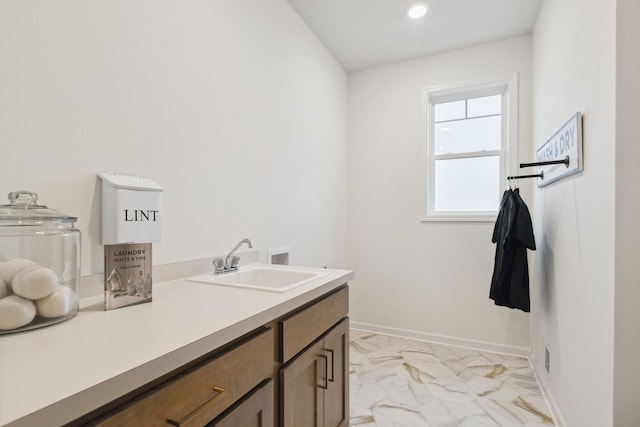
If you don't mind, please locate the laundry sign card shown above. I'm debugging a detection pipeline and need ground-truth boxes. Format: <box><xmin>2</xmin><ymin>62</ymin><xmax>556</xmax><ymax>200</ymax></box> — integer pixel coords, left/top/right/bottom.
<box><xmin>104</xmin><ymin>243</ymin><xmax>152</xmax><ymax>310</ymax></box>
<box><xmin>535</xmin><ymin>112</ymin><xmax>583</xmax><ymax>187</ymax></box>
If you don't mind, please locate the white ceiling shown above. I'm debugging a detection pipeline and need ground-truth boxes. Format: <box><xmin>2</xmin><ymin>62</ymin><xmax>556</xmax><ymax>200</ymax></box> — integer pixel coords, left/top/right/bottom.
<box><xmin>286</xmin><ymin>0</ymin><xmax>544</xmax><ymax>72</ymax></box>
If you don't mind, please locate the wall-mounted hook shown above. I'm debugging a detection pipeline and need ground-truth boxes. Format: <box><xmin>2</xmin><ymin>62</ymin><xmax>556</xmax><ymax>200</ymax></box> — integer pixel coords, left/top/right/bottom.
<box><xmin>507</xmin><ymin>172</ymin><xmax>544</xmax><ymax>181</ymax></box>
<box><xmin>519</xmin><ymin>155</ymin><xmax>569</xmax><ymax>169</ymax></box>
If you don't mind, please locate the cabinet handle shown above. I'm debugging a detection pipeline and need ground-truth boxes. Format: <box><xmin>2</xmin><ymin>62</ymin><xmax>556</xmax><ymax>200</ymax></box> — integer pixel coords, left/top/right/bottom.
<box><xmin>167</xmin><ymin>385</ymin><xmax>227</xmax><ymax>426</ymax></box>
<box><xmin>326</xmin><ymin>349</ymin><xmax>335</xmax><ymax>383</ymax></box>
<box><xmin>318</xmin><ymin>354</ymin><xmax>329</xmax><ymax>390</ymax></box>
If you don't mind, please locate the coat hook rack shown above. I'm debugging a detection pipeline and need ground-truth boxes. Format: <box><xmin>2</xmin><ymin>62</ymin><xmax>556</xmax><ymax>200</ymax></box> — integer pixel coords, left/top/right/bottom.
<box><xmin>520</xmin><ymin>155</ymin><xmax>570</xmax><ymax>169</ymax></box>
<box><xmin>507</xmin><ymin>155</ymin><xmax>570</xmax><ymax>181</ymax></box>
<box><xmin>507</xmin><ymin>172</ymin><xmax>544</xmax><ymax>180</ymax></box>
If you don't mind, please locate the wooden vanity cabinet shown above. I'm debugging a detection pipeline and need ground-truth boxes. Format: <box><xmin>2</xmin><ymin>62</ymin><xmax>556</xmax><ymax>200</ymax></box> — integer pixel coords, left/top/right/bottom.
<box><xmin>70</xmin><ymin>284</ymin><xmax>349</xmax><ymax>427</ymax></box>
<box><xmin>279</xmin><ymin>286</ymin><xmax>349</xmax><ymax>427</ymax></box>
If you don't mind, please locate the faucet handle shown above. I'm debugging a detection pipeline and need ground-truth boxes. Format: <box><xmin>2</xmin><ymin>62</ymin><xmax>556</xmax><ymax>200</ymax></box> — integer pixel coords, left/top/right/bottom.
<box><xmin>213</xmin><ymin>258</ymin><xmax>224</xmax><ymax>274</ymax></box>
<box><xmin>229</xmin><ymin>255</ymin><xmax>240</xmax><ymax>269</ymax></box>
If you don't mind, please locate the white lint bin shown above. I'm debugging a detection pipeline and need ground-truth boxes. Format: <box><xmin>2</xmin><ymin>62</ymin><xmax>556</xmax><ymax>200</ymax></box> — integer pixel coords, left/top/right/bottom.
<box><xmin>98</xmin><ymin>173</ymin><xmax>163</xmax><ymax>244</ymax></box>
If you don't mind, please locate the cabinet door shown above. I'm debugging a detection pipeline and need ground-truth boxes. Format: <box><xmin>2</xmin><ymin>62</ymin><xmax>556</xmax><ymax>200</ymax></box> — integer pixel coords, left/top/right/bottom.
<box><xmin>280</xmin><ymin>339</ymin><xmax>325</xmax><ymax>427</ymax></box>
<box><xmin>323</xmin><ymin>319</ymin><xmax>349</xmax><ymax>427</ymax></box>
<box><xmin>209</xmin><ymin>380</ymin><xmax>274</xmax><ymax>427</ymax></box>
<box><xmin>280</xmin><ymin>319</ymin><xmax>349</xmax><ymax>427</ymax></box>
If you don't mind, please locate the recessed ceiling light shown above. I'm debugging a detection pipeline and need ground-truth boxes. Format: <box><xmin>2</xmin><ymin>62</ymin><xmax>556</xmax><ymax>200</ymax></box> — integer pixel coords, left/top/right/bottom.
<box><xmin>408</xmin><ymin>4</ymin><xmax>427</xmax><ymax>19</ymax></box>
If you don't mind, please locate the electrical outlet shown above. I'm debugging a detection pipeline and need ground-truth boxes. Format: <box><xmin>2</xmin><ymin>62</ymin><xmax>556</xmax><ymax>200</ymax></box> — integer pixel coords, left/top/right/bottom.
<box><xmin>544</xmin><ymin>347</ymin><xmax>550</xmax><ymax>374</ymax></box>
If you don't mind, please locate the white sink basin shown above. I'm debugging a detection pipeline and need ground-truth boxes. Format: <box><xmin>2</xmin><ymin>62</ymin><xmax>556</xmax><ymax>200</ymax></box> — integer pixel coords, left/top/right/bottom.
<box><xmin>188</xmin><ymin>264</ymin><xmax>329</xmax><ymax>292</ymax></box>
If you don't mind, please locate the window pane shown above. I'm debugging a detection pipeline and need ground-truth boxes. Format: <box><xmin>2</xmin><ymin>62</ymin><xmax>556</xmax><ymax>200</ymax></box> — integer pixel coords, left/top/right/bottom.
<box><xmin>434</xmin><ymin>156</ymin><xmax>500</xmax><ymax>212</ymax></box>
<box><xmin>434</xmin><ymin>115</ymin><xmax>501</xmax><ymax>155</ymax></box>
<box><xmin>467</xmin><ymin>95</ymin><xmax>501</xmax><ymax>117</ymax></box>
<box><xmin>434</xmin><ymin>100</ymin><xmax>465</xmax><ymax>122</ymax></box>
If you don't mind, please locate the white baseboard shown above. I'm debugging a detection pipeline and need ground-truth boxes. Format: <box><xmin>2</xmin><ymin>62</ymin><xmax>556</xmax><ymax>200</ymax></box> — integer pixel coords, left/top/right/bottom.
<box><xmin>350</xmin><ymin>321</ymin><xmax>530</xmax><ymax>357</ymax></box>
<box><xmin>530</xmin><ymin>355</ymin><xmax>567</xmax><ymax>427</ymax></box>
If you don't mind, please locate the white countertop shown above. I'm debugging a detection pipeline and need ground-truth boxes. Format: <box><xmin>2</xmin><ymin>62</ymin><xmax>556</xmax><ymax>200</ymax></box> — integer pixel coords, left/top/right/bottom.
<box><xmin>0</xmin><ymin>263</ymin><xmax>353</xmax><ymax>427</ymax></box>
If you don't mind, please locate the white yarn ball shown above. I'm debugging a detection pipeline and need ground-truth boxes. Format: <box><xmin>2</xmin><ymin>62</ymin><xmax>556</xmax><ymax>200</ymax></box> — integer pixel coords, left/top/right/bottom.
<box><xmin>12</xmin><ymin>266</ymin><xmax>58</xmax><ymax>300</ymax></box>
<box><xmin>0</xmin><ymin>295</ymin><xmax>36</xmax><ymax>330</ymax></box>
<box><xmin>0</xmin><ymin>278</ymin><xmax>8</xmax><ymax>299</ymax></box>
<box><xmin>36</xmin><ymin>286</ymin><xmax>77</xmax><ymax>318</ymax></box>
<box><xmin>0</xmin><ymin>258</ymin><xmax>36</xmax><ymax>288</ymax></box>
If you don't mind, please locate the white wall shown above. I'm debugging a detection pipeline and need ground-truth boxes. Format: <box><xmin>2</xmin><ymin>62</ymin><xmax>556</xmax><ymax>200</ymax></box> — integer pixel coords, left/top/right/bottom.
<box><xmin>348</xmin><ymin>36</ymin><xmax>532</xmax><ymax>352</ymax></box>
<box><xmin>614</xmin><ymin>0</ymin><xmax>640</xmax><ymax>425</ymax></box>
<box><xmin>531</xmin><ymin>0</ymin><xmax>616</xmax><ymax>425</ymax></box>
<box><xmin>0</xmin><ymin>0</ymin><xmax>348</xmax><ymax>276</ymax></box>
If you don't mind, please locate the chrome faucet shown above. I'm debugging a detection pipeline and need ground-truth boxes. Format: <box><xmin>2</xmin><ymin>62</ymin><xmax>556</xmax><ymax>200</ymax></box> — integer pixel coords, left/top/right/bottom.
<box><xmin>214</xmin><ymin>238</ymin><xmax>253</xmax><ymax>274</ymax></box>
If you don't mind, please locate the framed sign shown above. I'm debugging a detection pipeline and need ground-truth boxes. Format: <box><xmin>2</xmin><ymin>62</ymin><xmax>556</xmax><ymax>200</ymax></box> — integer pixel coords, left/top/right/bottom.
<box><xmin>535</xmin><ymin>112</ymin><xmax>583</xmax><ymax>187</ymax></box>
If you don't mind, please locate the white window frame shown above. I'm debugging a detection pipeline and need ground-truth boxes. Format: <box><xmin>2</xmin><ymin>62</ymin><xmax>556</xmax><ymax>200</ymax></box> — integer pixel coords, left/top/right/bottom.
<box><xmin>421</xmin><ymin>73</ymin><xmax>518</xmax><ymax>222</ymax></box>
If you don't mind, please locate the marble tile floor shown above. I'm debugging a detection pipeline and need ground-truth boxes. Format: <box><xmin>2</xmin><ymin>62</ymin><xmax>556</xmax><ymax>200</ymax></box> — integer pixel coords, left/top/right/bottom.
<box><xmin>349</xmin><ymin>330</ymin><xmax>554</xmax><ymax>427</ymax></box>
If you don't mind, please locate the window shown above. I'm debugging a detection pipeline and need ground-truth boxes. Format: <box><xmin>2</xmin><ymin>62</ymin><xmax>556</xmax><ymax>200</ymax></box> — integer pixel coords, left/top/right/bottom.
<box><xmin>423</xmin><ymin>75</ymin><xmax>517</xmax><ymax>221</ymax></box>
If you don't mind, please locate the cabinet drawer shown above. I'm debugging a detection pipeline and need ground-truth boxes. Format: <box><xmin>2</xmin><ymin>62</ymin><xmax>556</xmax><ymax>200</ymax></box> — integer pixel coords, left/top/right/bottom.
<box><xmin>95</xmin><ymin>328</ymin><xmax>274</xmax><ymax>427</ymax></box>
<box><xmin>280</xmin><ymin>286</ymin><xmax>348</xmax><ymax>363</ymax></box>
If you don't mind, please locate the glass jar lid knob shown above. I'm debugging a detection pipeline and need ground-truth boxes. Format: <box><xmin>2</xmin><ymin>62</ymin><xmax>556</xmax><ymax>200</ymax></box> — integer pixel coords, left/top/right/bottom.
<box><xmin>9</xmin><ymin>191</ymin><xmax>41</xmax><ymax>207</ymax></box>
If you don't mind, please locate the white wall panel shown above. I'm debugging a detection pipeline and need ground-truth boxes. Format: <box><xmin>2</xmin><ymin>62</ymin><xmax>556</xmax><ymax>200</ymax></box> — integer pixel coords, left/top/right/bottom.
<box><xmin>0</xmin><ymin>0</ymin><xmax>348</xmax><ymax>275</ymax></box>
<box><xmin>347</xmin><ymin>36</ymin><xmax>532</xmax><ymax>350</ymax></box>
<box><xmin>531</xmin><ymin>0</ymin><xmax>616</xmax><ymax>424</ymax></box>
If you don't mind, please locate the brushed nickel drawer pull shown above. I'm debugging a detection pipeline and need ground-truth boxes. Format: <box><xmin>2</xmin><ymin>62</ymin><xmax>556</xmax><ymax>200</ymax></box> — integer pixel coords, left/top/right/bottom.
<box><xmin>318</xmin><ymin>355</ymin><xmax>329</xmax><ymax>390</ymax></box>
<box><xmin>326</xmin><ymin>349</ymin><xmax>335</xmax><ymax>383</ymax></box>
<box><xmin>167</xmin><ymin>385</ymin><xmax>227</xmax><ymax>426</ymax></box>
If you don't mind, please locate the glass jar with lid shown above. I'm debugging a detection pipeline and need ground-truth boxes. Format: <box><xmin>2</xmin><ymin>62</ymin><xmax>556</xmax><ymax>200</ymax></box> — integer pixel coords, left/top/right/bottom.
<box><xmin>0</xmin><ymin>191</ymin><xmax>80</xmax><ymax>333</ymax></box>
